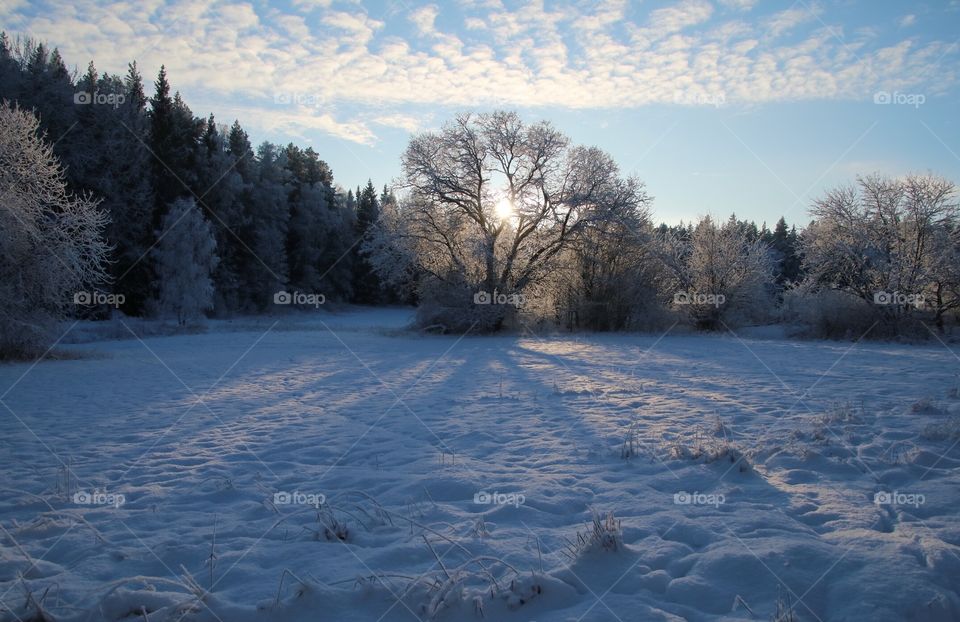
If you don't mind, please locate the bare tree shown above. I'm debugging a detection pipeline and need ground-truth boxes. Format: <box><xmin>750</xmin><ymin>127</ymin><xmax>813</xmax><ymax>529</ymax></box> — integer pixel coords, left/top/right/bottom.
<box><xmin>374</xmin><ymin>111</ymin><xmax>650</xmax><ymax>331</ymax></box>
<box><xmin>802</xmin><ymin>174</ymin><xmax>958</xmax><ymax>332</ymax></box>
<box><xmin>925</xmin><ymin>222</ymin><xmax>960</xmax><ymax>331</ymax></box>
<box><xmin>0</xmin><ymin>102</ymin><xmax>109</xmax><ymax>357</ymax></box>
<box><xmin>552</xmin><ymin>209</ymin><xmax>662</xmax><ymax>331</ymax></box>
<box><xmin>659</xmin><ymin>216</ymin><xmax>774</xmax><ymax>330</ymax></box>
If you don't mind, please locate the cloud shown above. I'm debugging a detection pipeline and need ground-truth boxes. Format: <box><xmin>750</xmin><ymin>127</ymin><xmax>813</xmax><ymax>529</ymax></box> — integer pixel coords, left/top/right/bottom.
<box><xmin>371</xmin><ymin>113</ymin><xmax>423</xmax><ymax>133</ymax></box>
<box><xmin>762</xmin><ymin>4</ymin><xmax>821</xmax><ymax>39</ymax></box>
<box><xmin>261</xmin><ymin>108</ymin><xmax>377</xmax><ymax>145</ymax></box>
<box><xmin>646</xmin><ymin>0</ymin><xmax>714</xmax><ymax>35</ymax></box>
<box><xmin>7</xmin><ymin>0</ymin><xmax>958</xmax><ymax>145</ymax></box>
<box><xmin>321</xmin><ymin>10</ymin><xmax>383</xmax><ymax>44</ymax></box>
<box><xmin>898</xmin><ymin>14</ymin><xmax>917</xmax><ymax>28</ymax></box>
<box><xmin>291</xmin><ymin>0</ymin><xmax>332</xmax><ymax>10</ymax></box>
<box><xmin>579</xmin><ymin>0</ymin><xmax>628</xmax><ymax>32</ymax></box>
<box><xmin>718</xmin><ymin>0</ymin><xmax>758</xmax><ymax>10</ymax></box>
<box><xmin>0</xmin><ymin>0</ymin><xmax>30</xmax><ymax>18</ymax></box>
<box><xmin>409</xmin><ymin>5</ymin><xmax>439</xmax><ymax>36</ymax></box>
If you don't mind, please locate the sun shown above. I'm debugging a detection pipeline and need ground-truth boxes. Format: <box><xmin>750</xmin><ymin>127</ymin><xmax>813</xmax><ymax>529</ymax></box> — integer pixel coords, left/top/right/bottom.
<box><xmin>494</xmin><ymin>196</ymin><xmax>515</xmax><ymax>220</ymax></box>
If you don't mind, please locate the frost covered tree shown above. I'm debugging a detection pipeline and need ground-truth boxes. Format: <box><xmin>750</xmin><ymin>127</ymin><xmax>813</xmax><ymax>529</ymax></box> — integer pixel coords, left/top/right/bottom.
<box><xmin>768</xmin><ymin>217</ymin><xmax>801</xmax><ymax>284</ymax></box>
<box><xmin>285</xmin><ymin>144</ymin><xmax>346</xmax><ymax>300</ymax></box>
<box><xmin>362</xmin><ymin>192</ymin><xmax>418</xmax><ymax>298</ymax></box>
<box><xmin>659</xmin><ymin>215</ymin><xmax>774</xmax><ymax>329</ymax></box>
<box><xmin>925</xmin><ymin>221</ymin><xmax>960</xmax><ymax>331</ymax></box>
<box><xmin>0</xmin><ymin>103</ymin><xmax>109</xmax><ymax>357</ymax></box>
<box><xmin>802</xmin><ymin>174</ymin><xmax>958</xmax><ymax>333</ymax></box>
<box><xmin>243</xmin><ymin>142</ymin><xmax>289</xmax><ymax>308</ymax></box>
<box><xmin>550</xmin><ymin>200</ymin><xmax>660</xmax><ymax>331</ymax></box>
<box><xmin>369</xmin><ymin>110</ymin><xmax>649</xmax><ymax>331</ymax></box>
<box><xmin>197</xmin><ymin>117</ymin><xmax>248</xmax><ymax>313</ymax></box>
<box><xmin>0</xmin><ymin>40</ymin><xmax>389</xmax><ymax>320</ymax></box>
<box><xmin>154</xmin><ymin>198</ymin><xmax>218</xmax><ymax>325</ymax></box>
<box><xmin>73</xmin><ymin>61</ymin><xmax>155</xmax><ymax>314</ymax></box>
<box><xmin>316</xmin><ymin>196</ymin><xmax>356</xmax><ymax>302</ymax></box>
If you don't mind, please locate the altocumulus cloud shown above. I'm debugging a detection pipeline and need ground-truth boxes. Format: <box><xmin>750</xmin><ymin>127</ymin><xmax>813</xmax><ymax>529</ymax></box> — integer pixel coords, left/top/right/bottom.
<box><xmin>2</xmin><ymin>0</ymin><xmax>957</xmax><ymax>144</ymax></box>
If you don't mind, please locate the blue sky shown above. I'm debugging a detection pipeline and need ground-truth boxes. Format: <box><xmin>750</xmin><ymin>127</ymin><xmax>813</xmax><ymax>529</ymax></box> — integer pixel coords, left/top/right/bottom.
<box><xmin>4</xmin><ymin>0</ymin><xmax>960</xmax><ymax>225</ymax></box>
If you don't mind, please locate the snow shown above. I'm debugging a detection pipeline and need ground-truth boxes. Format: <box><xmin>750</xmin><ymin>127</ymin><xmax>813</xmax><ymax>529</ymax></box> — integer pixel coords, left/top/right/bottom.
<box><xmin>2</xmin><ymin>308</ymin><xmax>960</xmax><ymax>621</ymax></box>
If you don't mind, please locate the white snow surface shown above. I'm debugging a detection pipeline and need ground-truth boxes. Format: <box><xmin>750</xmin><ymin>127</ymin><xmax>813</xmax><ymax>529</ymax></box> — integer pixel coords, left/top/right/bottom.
<box><xmin>2</xmin><ymin>307</ymin><xmax>960</xmax><ymax>621</ymax></box>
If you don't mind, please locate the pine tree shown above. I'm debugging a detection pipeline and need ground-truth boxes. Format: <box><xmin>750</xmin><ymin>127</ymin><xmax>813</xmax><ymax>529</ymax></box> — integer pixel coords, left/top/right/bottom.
<box><xmin>0</xmin><ymin>33</ymin><xmax>21</xmax><ymax>105</ymax></box>
<box><xmin>149</xmin><ymin>65</ymin><xmax>175</xmax><ymax>228</ymax></box>
<box><xmin>352</xmin><ymin>179</ymin><xmax>382</xmax><ymax>303</ymax></box>
<box><xmin>217</xmin><ymin>120</ymin><xmax>257</xmax><ymax>310</ymax></box>
<box><xmin>149</xmin><ymin>68</ymin><xmax>201</xmax><ymax>231</ymax></box>
<box><xmin>357</xmin><ymin>180</ymin><xmax>380</xmax><ymax>232</ymax></box>
<box><xmin>197</xmin><ymin>116</ymin><xmax>246</xmax><ymax>313</ymax></box>
<box><xmin>379</xmin><ymin>184</ymin><xmax>390</xmax><ymax>207</ymax></box>
<box><xmin>318</xmin><ymin>189</ymin><xmax>357</xmax><ymax>300</ymax></box>
<box><xmin>770</xmin><ymin>216</ymin><xmax>801</xmax><ymax>284</ymax></box>
<box><xmin>285</xmin><ymin>144</ymin><xmax>333</xmax><ymax>297</ymax></box>
<box><xmin>17</xmin><ymin>41</ymin><xmax>78</xmax><ymax>183</ymax></box>
<box><xmin>125</xmin><ymin>61</ymin><xmax>146</xmax><ymax>111</ymax></box>
<box><xmin>110</xmin><ymin>63</ymin><xmax>155</xmax><ymax>314</ymax></box>
<box><xmin>243</xmin><ymin>141</ymin><xmax>290</xmax><ymax>309</ymax></box>
<box><xmin>62</xmin><ymin>60</ymin><xmax>156</xmax><ymax>314</ymax></box>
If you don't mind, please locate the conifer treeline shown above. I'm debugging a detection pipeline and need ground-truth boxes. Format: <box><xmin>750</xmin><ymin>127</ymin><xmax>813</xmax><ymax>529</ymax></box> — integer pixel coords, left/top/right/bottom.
<box><xmin>0</xmin><ymin>34</ymin><xmax>400</xmax><ymax>316</ymax></box>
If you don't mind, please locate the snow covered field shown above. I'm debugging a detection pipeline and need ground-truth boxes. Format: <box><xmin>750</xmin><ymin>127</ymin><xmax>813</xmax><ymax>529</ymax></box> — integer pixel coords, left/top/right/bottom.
<box><xmin>2</xmin><ymin>308</ymin><xmax>960</xmax><ymax>621</ymax></box>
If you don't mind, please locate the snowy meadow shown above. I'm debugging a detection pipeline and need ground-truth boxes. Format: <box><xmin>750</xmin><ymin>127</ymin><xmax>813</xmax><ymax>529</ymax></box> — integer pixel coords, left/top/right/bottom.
<box><xmin>3</xmin><ymin>1</ymin><xmax>960</xmax><ymax>620</ymax></box>
<box><xmin>2</xmin><ymin>309</ymin><xmax>960</xmax><ymax>621</ymax></box>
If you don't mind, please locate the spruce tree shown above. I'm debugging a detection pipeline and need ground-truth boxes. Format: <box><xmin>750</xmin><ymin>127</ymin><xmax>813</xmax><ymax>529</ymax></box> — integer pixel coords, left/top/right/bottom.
<box><xmin>352</xmin><ymin>179</ymin><xmax>382</xmax><ymax>303</ymax></box>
